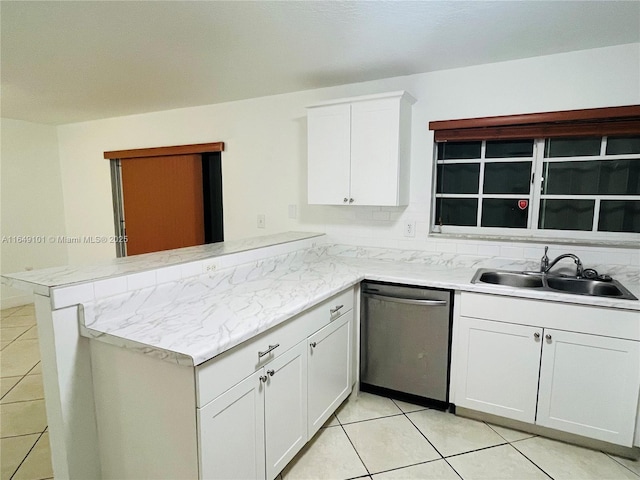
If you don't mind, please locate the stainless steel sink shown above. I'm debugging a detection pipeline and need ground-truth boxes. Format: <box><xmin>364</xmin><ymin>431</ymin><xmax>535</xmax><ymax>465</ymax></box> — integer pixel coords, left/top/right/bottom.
<box><xmin>545</xmin><ymin>276</ymin><xmax>631</xmax><ymax>297</ymax></box>
<box><xmin>477</xmin><ymin>271</ymin><xmax>544</xmax><ymax>288</ymax></box>
<box><xmin>471</xmin><ymin>268</ymin><xmax>638</xmax><ymax>300</ymax></box>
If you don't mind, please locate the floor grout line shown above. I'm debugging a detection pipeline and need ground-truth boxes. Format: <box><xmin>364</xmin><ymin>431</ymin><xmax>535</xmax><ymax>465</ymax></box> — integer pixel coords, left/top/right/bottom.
<box><xmin>1</xmin><ymin>373</ymin><xmax>30</xmax><ymax>402</ymax></box>
<box><xmin>337</xmin><ymin>412</ymin><xmax>405</xmax><ymax>426</ymax></box>
<box><xmin>604</xmin><ymin>453</ymin><xmax>640</xmax><ymax>478</ymax></box>
<box><xmin>340</xmin><ymin>423</ymin><xmax>372</xmax><ymax>478</ymax></box>
<box><xmin>508</xmin><ymin>442</ymin><xmax>555</xmax><ymax>479</ymax></box>
<box><xmin>8</xmin><ymin>429</ymin><xmax>46</xmax><ymax>480</ymax></box>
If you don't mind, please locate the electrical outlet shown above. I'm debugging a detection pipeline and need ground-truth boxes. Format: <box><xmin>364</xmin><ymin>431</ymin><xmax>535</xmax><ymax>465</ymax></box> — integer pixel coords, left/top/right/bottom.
<box><xmin>204</xmin><ymin>262</ymin><xmax>217</xmax><ymax>273</ymax></box>
<box><xmin>257</xmin><ymin>214</ymin><xmax>266</xmax><ymax>228</ymax></box>
<box><xmin>404</xmin><ymin>221</ymin><xmax>416</xmax><ymax>237</ymax></box>
<box><xmin>288</xmin><ymin>204</ymin><xmax>297</xmax><ymax>219</ymax></box>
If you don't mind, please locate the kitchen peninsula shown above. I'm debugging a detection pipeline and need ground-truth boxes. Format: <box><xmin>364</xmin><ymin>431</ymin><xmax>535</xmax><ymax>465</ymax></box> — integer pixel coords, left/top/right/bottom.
<box><xmin>3</xmin><ymin>232</ymin><xmax>639</xmax><ymax>479</ymax></box>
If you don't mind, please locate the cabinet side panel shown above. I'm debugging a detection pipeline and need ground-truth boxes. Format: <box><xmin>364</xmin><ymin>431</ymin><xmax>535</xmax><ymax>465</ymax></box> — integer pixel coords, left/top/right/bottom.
<box><xmin>90</xmin><ymin>341</ymin><xmax>198</xmax><ymax>479</ymax></box>
<box><xmin>397</xmin><ymin>97</ymin><xmax>413</xmax><ymax>206</ymax></box>
<box><xmin>35</xmin><ymin>296</ymin><xmax>101</xmax><ymax>479</ymax></box>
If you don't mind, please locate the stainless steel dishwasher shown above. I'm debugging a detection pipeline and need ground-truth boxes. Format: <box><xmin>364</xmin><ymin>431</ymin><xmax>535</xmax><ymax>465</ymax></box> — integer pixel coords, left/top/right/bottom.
<box><xmin>360</xmin><ymin>281</ymin><xmax>453</xmax><ymax>408</ymax></box>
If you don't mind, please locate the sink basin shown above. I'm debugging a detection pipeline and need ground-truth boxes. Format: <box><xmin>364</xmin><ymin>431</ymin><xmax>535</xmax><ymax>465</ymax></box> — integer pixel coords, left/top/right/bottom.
<box><xmin>545</xmin><ymin>277</ymin><xmax>629</xmax><ymax>297</ymax></box>
<box><xmin>471</xmin><ymin>268</ymin><xmax>638</xmax><ymax>300</ymax></box>
<box><xmin>477</xmin><ymin>271</ymin><xmax>544</xmax><ymax>288</ymax></box>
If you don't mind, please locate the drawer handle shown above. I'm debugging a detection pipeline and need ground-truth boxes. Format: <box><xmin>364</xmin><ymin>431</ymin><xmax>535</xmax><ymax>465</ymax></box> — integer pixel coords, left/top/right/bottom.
<box><xmin>258</xmin><ymin>344</ymin><xmax>280</xmax><ymax>359</ymax></box>
<box><xmin>330</xmin><ymin>305</ymin><xmax>344</xmax><ymax>315</ymax></box>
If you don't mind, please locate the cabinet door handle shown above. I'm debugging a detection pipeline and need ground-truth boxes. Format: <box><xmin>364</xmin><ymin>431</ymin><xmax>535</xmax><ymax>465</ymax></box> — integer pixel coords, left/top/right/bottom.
<box><xmin>260</xmin><ymin>375</ymin><xmax>268</xmax><ymax>383</ymax></box>
<box><xmin>310</xmin><ymin>342</ymin><xmax>317</xmax><ymax>349</ymax></box>
<box><xmin>267</xmin><ymin>369</ymin><xmax>275</xmax><ymax>377</ymax></box>
<box><xmin>258</xmin><ymin>344</ymin><xmax>280</xmax><ymax>359</ymax></box>
<box><xmin>349</xmin><ymin>198</ymin><xmax>354</xmax><ymax>204</ymax></box>
<box><xmin>343</xmin><ymin>197</ymin><xmax>348</xmax><ymax>203</ymax></box>
<box><xmin>534</xmin><ymin>332</ymin><xmax>540</xmax><ymax>340</ymax></box>
<box><xmin>330</xmin><ymin>304</ymin><xmax>344</xmax><ymax>315</ymax></box>
<box><xmin>545</xmin><ymin>334</ymin><xmax>552</xmax><ymax>341</ymax></box>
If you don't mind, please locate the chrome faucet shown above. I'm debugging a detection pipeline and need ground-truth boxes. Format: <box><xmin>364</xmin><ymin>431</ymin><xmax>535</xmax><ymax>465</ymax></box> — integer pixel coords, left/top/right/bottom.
<box><xmin>543</xmin><ymin>251</ymin><xmax>584</xmax><ymax>278</ymax></box>
<box><xmin>540</xmin><ymin>246</ymin><xmax>549</xmax><ymax>272</ymax></box>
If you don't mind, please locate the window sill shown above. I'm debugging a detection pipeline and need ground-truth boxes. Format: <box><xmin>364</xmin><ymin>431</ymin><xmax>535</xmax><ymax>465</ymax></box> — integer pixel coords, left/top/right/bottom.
<box><xmin>428</xmin><ymin>231</ymin><xmax>639</xmax><ymax>249</ymax></box>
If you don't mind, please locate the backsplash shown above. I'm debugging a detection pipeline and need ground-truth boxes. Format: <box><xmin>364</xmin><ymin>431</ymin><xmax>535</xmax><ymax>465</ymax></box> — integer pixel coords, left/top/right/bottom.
<box><xmin>318</xmin><ymin>205</ymin><xmax>639</xmax><ymax>269</ymax></box>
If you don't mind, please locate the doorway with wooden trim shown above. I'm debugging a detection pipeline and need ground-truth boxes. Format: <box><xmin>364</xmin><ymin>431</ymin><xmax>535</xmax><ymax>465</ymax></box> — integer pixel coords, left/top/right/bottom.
<box><xmin>105</xmin><ymin>142</ymin><xmax>224</xmax><ymax>257</ymax></box>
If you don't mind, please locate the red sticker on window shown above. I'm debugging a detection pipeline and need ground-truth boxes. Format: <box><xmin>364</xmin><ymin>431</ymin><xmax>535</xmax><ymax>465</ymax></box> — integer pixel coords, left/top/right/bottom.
<box><xmin>518</xmin><ymin>200</ymin><xmax>529</xmax><ymax>210</ymax></box>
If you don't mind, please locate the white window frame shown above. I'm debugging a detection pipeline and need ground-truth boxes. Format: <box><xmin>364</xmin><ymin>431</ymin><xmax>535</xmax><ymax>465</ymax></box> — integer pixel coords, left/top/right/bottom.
<box><xmin>433</xmin><ymin>136</ymin><xmax>640</xmax><ymax>242</ymax></box>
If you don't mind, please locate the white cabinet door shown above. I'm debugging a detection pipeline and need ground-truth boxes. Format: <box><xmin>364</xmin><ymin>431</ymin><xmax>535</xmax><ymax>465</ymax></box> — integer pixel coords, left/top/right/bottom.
<box><xmin>198</xmin><ymin>370</ymin><xmax>266</xmax><ymax>480</ymax></box>
<box><xmin>264</xmin><ymin>341</ymin><xmax>308</xmax><ymax>480</ymax></box>
<box><xmin>350</xmin><ymin>98</ymin><xmax>401</xmax><ymax>206</ymax></box>
<box><xmin>537</xmin><ymin>329</ymin><xmax>640</xmax><ymax>446</ymax></box>
<box><xmin>307</xmin><ymin>104</ymin><xmax>351</xmax><ymax>205</ymax></box>
<box><xmin>455</xmin><ymin>317</ymin><xmax>542</xmax><ymax>423</ymax></box>
<box><xmin>308</xmin><ymin>311</ymin><xmax>352</xmax><ymax>437</ymax></box>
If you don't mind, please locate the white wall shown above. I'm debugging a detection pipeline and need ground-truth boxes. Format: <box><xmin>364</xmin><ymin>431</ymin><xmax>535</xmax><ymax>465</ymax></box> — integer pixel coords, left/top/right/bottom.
<box><xmin>55</xmin><ymin>43</ymin><xmax>640</xmax><ymax>267</ymax></box>
<box><xmin>1</xmin><ymin>119</ymin><xmax>68</xmax><ymax>307</ymax></box>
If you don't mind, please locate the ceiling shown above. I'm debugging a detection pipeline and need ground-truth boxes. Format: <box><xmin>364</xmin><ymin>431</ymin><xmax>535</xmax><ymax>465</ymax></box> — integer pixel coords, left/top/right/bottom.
<box><xmin>2</xmin><ymin>1</ymin><xmax>639</xmax><ymax>125</ymax></box>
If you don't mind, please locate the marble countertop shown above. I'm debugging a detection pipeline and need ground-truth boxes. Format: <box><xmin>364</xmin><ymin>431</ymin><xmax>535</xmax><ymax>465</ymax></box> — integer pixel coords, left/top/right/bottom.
<box><xmin>2</xmin><ymin>231</ymin><xmax>323</xmax><ymax>291</ymax></box>
<box><xmin>80</xmin><ymin>245</ymin><xmax>640</xmax><ymax>367</ymax></box>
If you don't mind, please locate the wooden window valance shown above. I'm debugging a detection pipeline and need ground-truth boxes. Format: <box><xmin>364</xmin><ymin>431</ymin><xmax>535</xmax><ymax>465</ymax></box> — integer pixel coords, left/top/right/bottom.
<box><xmin>429</xmin><ymin>105</ymin><xmax>640</xmax><ymax>142</ymax></box>
<box><xmin>104</xmin><ymin>142</ymin><xmax>225</xmax><ymax>159</ymax></box>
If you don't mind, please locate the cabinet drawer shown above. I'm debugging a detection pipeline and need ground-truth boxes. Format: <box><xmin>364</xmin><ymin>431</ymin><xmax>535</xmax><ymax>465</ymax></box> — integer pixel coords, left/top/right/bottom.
<box><xmin>307</xmin><ymin>288</ymin><xmax>354</xmax><ymax>328</ymax></box>
<box><xmin>197</xmin><ymin>288</ymin><xmax>354</xmax><ymax>407</ymax></box>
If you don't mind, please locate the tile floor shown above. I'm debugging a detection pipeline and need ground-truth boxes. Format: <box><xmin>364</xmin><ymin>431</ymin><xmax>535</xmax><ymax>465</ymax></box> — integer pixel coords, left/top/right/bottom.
<box><xmin>282</xmin><ymin>392</ymin><xmax>640</xmax><ymax>480</ymax></box>
<box><xmin>1</xmin><ymin>305</ymin><xmax>53</xmax><ymax>480</ymax></box>
<box><xmin>1</xmin><ymin>304</ymin><xmax>639</xmax><ymax>480</ymax></box>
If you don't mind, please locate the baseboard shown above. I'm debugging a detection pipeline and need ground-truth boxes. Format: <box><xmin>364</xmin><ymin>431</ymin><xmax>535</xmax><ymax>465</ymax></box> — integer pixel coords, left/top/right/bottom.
<box><xmin>456</xmin><ymin>405</ymin><xmax>640</xmax><ymax>460</ymax></box>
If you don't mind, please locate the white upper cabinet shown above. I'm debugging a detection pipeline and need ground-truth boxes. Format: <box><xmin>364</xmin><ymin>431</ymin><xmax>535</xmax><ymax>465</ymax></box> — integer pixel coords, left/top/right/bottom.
<box><xmin>307</xmin><ymin>91</ymin><xmax>416</xmax><ymax>206</ymax></box>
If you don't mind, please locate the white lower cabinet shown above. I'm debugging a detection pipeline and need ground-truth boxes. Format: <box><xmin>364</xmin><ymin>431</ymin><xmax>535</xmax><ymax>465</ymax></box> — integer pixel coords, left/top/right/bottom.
<box><xmin>455</xmin><ymin>317</ymin><xmax>541</xmax><ymax>423</ymax></box>
<box><xmin>307</xmin><ymin>311</ymin><xmax>352</xmax><ymax>437</ymax></box>
<box><xmin>198</xmin><ymin>340</ymin><xmax>309</xmax><ymax>480</ymax></box>
<box><xmin>264</xmin><ymin>341</ymin><xmax>308</xmax><ymax>480</ymax></box>
<box><xmin>454</xmin><ymin>293</ymin><xmax>640</xmax><ymax>447</ymax></box>
<box><xmin>536</xmin><ymin>329</ymin><xmax>639</xmax><ymax>445</ymax></box>
<box><xmin>197</xmin><ymin>289</ymin><xmax>355</xmax><ymax>480</ymax></box>
<box><xmin>199</xmin><ymin>370</ymin><xmax>266</xmax><ymax>480</ymax></box>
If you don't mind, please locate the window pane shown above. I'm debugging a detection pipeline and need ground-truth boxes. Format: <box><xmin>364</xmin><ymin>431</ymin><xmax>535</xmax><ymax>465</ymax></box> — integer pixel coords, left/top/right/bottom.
<box><xmin>598</xmin><ymin>200</ymin><xmax>640</xmax><ymax>233</ymax></box>
<box><xmin>485</xmin><ymin>140</ymin><xmax>534</xmax><ymax>158</ymax></box>
<box><xmin>543</xmin><ymin>160</ymin><xmax>640</xmax><ymax>195</ymax></box>
<box><xmin>481</xmin><ymin>199</ymin><xmax>528</xmax><ymax>228</ymax></box>
<box><xmin>437</xmin><ymin>163</ymin><xmax>479</xmax><ymax>194</ymax></box>
<box><xmin>544</xmin><ymin>137</ymin><xmax>601</xmax><ymax>157</ymax></box>
<box><xmin>539</xmin><ymin>199</ymin><xmax>594</xmax><ymax>231</ymax></box>
<box><xmin>606</xmin><ymin>136</ymin><xmax>640</xmax><ymax>155</ymax></box>
<box><xmin>435</xmin><ymin>198</ymin><xmax>478</xmax><ymax>226</ymax></box>
<box><xmin>483</xmin><ymin>162</ymin><xmax>532</xmax><ymax>194</ymax></box>
<box><xmin>437</xmin><ymin>141</ymin><xmax>481</xmax><ymax>160</ymax></box>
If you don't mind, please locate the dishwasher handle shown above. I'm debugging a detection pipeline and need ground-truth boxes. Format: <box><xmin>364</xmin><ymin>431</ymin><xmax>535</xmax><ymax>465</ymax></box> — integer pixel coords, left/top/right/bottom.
<box><xmin>364</xmin><ymin>292</ymin><xmax>448</xmax><ymax>307</ymax></box>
